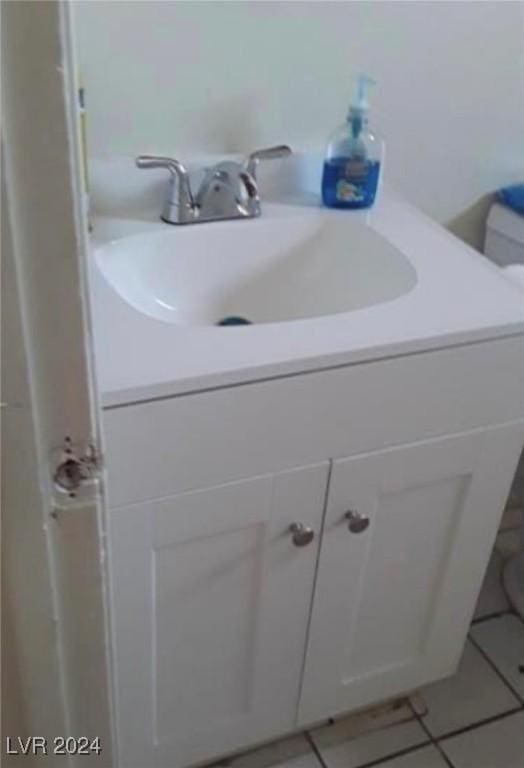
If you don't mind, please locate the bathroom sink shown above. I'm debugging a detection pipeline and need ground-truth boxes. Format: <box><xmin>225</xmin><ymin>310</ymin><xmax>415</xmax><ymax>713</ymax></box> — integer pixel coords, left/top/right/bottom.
<box><xmin>95</xmin><ymin>208</ymin><xmax>416</xmax><ymax>326</ymax></box>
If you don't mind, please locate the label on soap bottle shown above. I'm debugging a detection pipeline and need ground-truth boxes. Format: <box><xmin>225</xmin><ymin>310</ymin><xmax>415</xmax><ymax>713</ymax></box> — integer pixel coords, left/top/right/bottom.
<box><xmin>322</xmin><ymin>157</ymin><xmax>381</xmax><ymax>209</ymax></box>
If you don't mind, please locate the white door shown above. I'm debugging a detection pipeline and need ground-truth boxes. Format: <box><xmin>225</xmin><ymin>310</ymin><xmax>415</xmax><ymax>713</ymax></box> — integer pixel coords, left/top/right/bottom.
<box><xmin>299</xmin><ymin>425</ymin><xmax>524</xmax><ymax>725</ymax></box>
<box><xmin>2</xmin><ymin>0</ymin><xmax>111</xmax><ymax>755</ymax></box>
<box><xmin>109</xmin><ymin>463</ymin><xmax>328</xmax><ymax>768</ymax></box>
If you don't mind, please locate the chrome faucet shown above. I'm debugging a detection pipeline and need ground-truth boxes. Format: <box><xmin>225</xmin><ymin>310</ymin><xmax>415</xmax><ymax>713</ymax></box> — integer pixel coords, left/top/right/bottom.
<box><xmin>136</xmin><ymin>145</ymin><xmax>291</xmax><ymax>225</ymax></box>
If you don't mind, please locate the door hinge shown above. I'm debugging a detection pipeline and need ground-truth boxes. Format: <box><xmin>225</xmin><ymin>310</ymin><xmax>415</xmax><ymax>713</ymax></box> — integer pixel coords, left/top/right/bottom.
<box><xmin>51</xmin><ymin>437</ymin><xmax>102</xmax><ymax>513</ymax></box>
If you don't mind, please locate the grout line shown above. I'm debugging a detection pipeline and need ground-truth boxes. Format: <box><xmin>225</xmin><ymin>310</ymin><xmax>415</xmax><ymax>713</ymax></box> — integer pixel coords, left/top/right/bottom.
<box><xmin>471</xmin><ymin>607</ymin><xmax>514</xmax><ymax>625</ymax></box>
<box><xmin>498</xmin><ymin>523</ymin><xmax>524</xmax><ymax>533</ymax></box>
<box><xmin>468</xmin><ymin>631</ymin><xmax>524</xmax><ymax>706</ymax></box>
<box><xmin>304</xmin><ymin>732</ymin><xmax>328</xmax><ymax>768</ymax></box>
<box><xmin>434</xmin><ymin>706</ymin><xmax>524</xmax><ymax>743</ymax></box>
<box><xmin>408</xmin><ymin>701</ymin><xmax>456</xmax><ymax>768</ymax></box>
<box><xmin>340</xmin><ymin>740</ymin><xmax>431</xmax><ymax>768</ymax></box>
<box><xmin>304</xmin><ymin>709</ymin><xmax>432</xmax><ymax>768</ymax></box>
<box><xmin>356</xmin><ymin>741</ymin><xmax>430</xmax><ymax>768</ymax></box>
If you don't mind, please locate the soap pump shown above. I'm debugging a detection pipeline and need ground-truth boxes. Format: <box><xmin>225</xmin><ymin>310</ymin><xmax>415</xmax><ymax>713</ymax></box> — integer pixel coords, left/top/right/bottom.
<box><xmin>322</xmin><ymin>74</ymin><xmax>384</xmax><ymax>209</ymax></box>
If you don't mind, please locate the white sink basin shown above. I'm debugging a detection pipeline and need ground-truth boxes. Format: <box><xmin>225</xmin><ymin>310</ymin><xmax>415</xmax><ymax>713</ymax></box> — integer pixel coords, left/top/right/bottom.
<box><xmin>95</xmin><ymin>209</ymin><xmax>417</xmax><ymax>326</ymax></box>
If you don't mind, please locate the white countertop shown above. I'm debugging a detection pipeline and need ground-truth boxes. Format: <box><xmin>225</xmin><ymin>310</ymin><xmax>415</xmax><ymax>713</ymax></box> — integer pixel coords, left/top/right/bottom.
<box><xmin>89</xmin><ymin>185</ymin><xmax>524</xmax><ymax>408</ymax></box>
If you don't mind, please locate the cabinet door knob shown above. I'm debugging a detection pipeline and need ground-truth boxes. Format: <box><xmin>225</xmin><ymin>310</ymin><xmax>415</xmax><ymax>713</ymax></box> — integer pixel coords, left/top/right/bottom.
<box><xmin>289</xmin><ymin>522</ymin><xmax>315</xmax><ymax>547</ymax></box>
<box><xmin>345</xmin><ymin>510</ymin><xmax>370</xmax><ymax>533</ymax></box>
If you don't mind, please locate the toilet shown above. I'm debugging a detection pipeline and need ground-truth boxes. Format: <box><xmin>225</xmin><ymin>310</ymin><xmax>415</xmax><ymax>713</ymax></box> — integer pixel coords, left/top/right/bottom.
<box><xmin>486</xmin><ymin>201</ymin><xmax>524</xmax><ymax>267</ymax></box>
<box><xmin>484</xmin><ymin>201</ymin><xmax>524</xmax><ymax>618</ymax></box>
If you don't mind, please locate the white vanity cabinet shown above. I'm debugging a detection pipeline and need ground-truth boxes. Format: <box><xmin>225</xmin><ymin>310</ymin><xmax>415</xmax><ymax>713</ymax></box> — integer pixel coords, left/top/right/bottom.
<box><xmin>108</xmin><ymin>464</ymin><xmax>329</xmax><ymax>768</ymax></box>
<box><xmin>298</xmin><ymin>427</ymin><xmax>522</xmax><ymax>725</ymax></box>
<box><xmin>103</xmin><ymin>338</ymin><xmax>524</xmax><ymax>768</ymax></box>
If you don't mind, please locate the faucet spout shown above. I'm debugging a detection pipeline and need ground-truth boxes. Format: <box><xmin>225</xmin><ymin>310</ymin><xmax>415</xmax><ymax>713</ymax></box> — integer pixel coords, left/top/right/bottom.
<box><xmin>135</xmin><ymin>145</ymin><xmax>291</xmax><ymax>225</ymax></box>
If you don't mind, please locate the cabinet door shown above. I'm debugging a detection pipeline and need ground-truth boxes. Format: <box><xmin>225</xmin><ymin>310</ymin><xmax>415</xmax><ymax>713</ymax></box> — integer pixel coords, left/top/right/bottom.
<box><xmin>109</xmin><ymin>463</ymin><xmax>328</xmax><ymax>768</ymax></box>
<box><xmin>299</xmin><ymin>425</ymin><xmax>524</xmax><ymax>725</ymax></box>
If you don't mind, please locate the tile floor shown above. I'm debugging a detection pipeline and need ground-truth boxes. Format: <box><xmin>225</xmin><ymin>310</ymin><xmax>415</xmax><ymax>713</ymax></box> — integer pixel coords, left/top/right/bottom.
<box><xmin>215</xmin><ymin>533</ymin><xmax>524</xmax><ymax>768</ymax></box>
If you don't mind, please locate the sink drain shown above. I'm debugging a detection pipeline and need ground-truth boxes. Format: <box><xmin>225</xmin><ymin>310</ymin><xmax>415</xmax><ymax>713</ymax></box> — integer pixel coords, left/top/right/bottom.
<box><xmin>216</xmin><ymin>316</ymin><xmax>253</xmax><ymax>326</ymax></box>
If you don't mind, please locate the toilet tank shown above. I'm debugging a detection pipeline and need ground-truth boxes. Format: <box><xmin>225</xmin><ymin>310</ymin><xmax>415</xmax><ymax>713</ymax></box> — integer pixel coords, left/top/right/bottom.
<box><xmin>485</xmin><ymin>203</ymin><xmax>524</xmax><ymax>266</ymax></box>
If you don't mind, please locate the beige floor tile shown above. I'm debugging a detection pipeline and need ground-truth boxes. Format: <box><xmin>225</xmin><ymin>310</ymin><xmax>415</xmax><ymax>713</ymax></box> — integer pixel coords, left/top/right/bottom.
<box><xmin>214</xmin><ymin>735</ymin><xmax>318</xmax><ymax>768</ymax></box>
<box><xmin>377</xmin><ymin>745</ymin><xmax>448</xmax><ymax>768</ymax></box>
<box><xmin>420</xmin><ymin>640</ymin><xmax>519</xmax><ymax>737</ymax></box>
<box><xmin>470</xmin><ymin>614</ymin><xmax>524</xmax><ymax>699</ymax></box>
<box><xmin>310</xmin><ymin>718</ymin><xmax>428</xmax><ymax>768</ymax></box>
<box><xmin>441</xmin><ymin>711</ymin><xmax>524</xmax><ymax>768</ymax></box>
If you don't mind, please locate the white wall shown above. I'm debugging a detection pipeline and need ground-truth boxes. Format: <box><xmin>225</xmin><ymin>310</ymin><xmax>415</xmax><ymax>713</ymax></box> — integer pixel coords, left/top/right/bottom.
<box><xmin>74</xmin><ymin>0</ymin><xmax>524</xmax><ymax>245</ymax></box>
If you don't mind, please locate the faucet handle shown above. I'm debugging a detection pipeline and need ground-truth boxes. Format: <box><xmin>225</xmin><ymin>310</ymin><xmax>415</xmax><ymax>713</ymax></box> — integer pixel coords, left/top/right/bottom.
<box><xmin>244</xmin><ymin>145</ymin><xmax>292</xmax><ymax>179</ymax></box>
<box><xmin>136</xmin><ymin>155</ymin><xmax>188</xmax><ymax>177</ymax></box>
<box><xmin>135</xmin><ymin>155</ymin><xmax>195</xmax><ymax>210</ymax></box>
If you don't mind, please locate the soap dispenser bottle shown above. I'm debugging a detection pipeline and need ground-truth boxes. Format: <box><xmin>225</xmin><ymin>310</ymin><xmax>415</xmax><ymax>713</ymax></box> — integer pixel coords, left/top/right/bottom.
<box><xmin>322</xmin><ymin>74</ymin><xmax>384</xmax><ymax>209</ymax></box>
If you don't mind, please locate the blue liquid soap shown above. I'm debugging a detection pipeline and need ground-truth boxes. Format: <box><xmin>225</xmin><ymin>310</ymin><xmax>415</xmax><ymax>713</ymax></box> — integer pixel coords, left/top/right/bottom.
<box><xmin>322</xmin><ymin>74</ymin><xmax>384</xmax><ymax>211</ymax></box>
<box><xmin>322</xmin><ymin>157</ymin><xmax>381</xmax><ymax>209</ymax></box>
